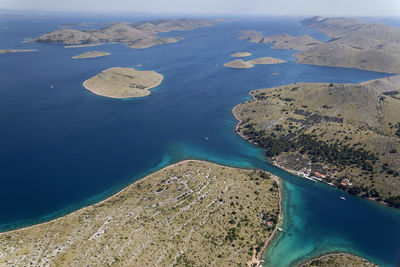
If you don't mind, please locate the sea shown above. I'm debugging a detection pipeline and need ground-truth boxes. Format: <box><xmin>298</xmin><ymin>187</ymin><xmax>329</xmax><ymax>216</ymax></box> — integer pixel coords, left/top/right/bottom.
<box><xmin>0</xmin><ymin>14</ymin><xmax>399</xmax><ymax>266</ymax></box>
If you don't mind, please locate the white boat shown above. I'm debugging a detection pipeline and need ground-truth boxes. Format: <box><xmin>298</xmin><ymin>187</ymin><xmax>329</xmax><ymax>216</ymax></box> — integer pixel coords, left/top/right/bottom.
<box><xmin>277</xmin><ymin>227</ymin><xmax>284</xmax><ymax>232</ymax></box>
<box><xmin>340</xmin><ymin>196</ymin><xmax>346</xmax><ymax>200</ymax></box>
<box><xmin>204</xmin><ymin>137</ymin><xmax>209</xmax><ymax>141</ymax></box>
<box><xmin>50</xmin><ymin>84</ymin><xmax>54</xmax><ymax>88</ymax></box>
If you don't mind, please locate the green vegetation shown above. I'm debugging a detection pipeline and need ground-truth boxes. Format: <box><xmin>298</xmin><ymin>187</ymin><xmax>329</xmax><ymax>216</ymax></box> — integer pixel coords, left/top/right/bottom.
<box><xmin>243</xmin><ymin>124</ymin><xmax>377</xmax><ymax>171</ymax></box>
<box><xmin>234</xmin><ymin>79</ymin><xmax>400</xmax><ymax>208</ymax></box>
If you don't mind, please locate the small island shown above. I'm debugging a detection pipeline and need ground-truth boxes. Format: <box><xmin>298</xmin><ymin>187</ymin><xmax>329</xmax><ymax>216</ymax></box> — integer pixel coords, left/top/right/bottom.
<box><xmin>0</xmin><ymin>160</ymin><xmax>280</xmax><ymax>266</ymax></box>
<box><xmin>0</xmin><ymin>49</ymin><xmax>37</xmax><ymax>53</ymax></box>
<box><xmin>233</xmin><ymin>75</ymin><xmax>400</xmax><ymax>208</ymax></box>
<box><xmin>224</xmin><ymin>57</ymin><xmax>286</xmax><ymax>69</ymax></box>
<box><xmin>64</xmin><ymin>44</ymin><xmax>102</xmax><ymax>48</ymax></box>
<box><xmin>231</xmin><ymin>51</ymin><xmax>252</xmax><ymax>57</ymax></box>
<box><xmin>224</xmin><ymin>59</ymin><xmax>253</xmax><ymax>68</ymax></box>
<box><xmin>83</xmin><ymin>67</ymin><xmax>163</xmax><ymax>98</ymax></box>
<box><xmin>300</xmin><ymin>253</ymin><xmax>378</xmax><ymax>267</ymax></box>
<box><xmin>72</xmin><ymin>51</ymin><xmax>110</xmax><ymax>59</ymax></box>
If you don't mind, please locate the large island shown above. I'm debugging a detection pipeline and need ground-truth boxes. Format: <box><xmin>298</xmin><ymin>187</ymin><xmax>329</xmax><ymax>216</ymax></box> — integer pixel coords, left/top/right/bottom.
<box><xmin>0</xmin><ymin>160</ymin><xmax>280</xmax><ymax>266</ymax></box>
<box><xmin>233</xmin><ymin>75</ymin><xmax>400</xmax><ymax>208</ymax></box>
<box><xmin>83</xmin><ymin>67</ymin><xmax>163</xmax><ymax>98</ymax></box>
<box><xmin>31</xmin><ymin>19</ymin><xmax>214</xmax><ymax>49</ymax></box>
<box><xmin>240</xmin><ymin>16</ymin><xmax>400</xmax><ymax>73</ymax></box>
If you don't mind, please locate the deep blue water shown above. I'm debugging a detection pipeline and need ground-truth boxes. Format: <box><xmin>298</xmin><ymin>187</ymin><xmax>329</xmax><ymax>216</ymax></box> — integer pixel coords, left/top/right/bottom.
<box><xmin>1</xmin><ymin>15</ymin><xmax>400</xmax><ymax>266</ymax></box>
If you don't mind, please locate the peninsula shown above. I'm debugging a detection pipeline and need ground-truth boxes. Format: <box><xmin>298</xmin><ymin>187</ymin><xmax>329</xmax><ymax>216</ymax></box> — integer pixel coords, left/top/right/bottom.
<box><xmin>300</xmin><ymin>253</ymin><xmax>378</xmax><ymax>267</ymax></box>
<box><xmin>224</xmin><ymin>57</ymin><xmax>286</xmax><ymax>69</ymax></box>
<box><xmin>72</xmin><ymin>51</ymin><xmax>110</xmax><ymax>59</ymax></box>
<box><xmin>83</xmin><ymin>67</ymin><xmax>163</xmax><ymax>98</ymax></box>
<box><xmin>233</xmin><ymin>75</ymin><xmax>400</xmax><ymax>208</ymax></box>
<box><xmin>0</xmin><ymin>160</ymin><xmax>280</xmax><ymax>266</ymax></box>
<box><xmin>32</xmin><ymin>19</ymin><xmax>214</xmax><ymax>49</ymax></box>
<box><xmin>239</xmin><ymin>16</ymin><xmax>400</xmax><ymax>73</ymax></box>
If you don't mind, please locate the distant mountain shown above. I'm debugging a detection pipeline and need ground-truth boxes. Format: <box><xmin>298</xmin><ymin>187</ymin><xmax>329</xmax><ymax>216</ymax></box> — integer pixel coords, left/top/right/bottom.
<box><xmin>296</xmin><ymin>16</ymin><xmax>400</xmax><ymax>73</ymax></box>
<box><xmin>240</xmin><ymin>16</ymin><xmax>400</xmax><ymax>73</ymax></box>
<box><xmin>32</xmin><ymin>19</ymin><xmax>214</xmax><ymax>49</ymax></box>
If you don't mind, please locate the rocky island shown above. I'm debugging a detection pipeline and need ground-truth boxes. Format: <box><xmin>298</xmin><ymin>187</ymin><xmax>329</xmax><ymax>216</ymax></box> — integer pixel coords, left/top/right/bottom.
<box><xmin>231</xmin><ymin>51</ymin><xmax>252</xmax><ymax>57</ymax></box>
<box><xmin>234</xmin><ymin>75</ymin><xmax>400</xmax><ymax>208</ymax></box>
<box><xmin>0</xmin><ymin>160</ymin><xmax>280</xmax><ymax>266</ymax></box>
<box><xmin>0</xmin><ymin>49</ymin><xmax>37</xmax><ymax>53</ymax></box>
<box><xmin>240</xmin><ymin>16</ymin><xmax>400</xmax><ymax>73</ymax></box>
<box><xmin>72</xmin><ymin>51</ymin><xmax>110</xmax><ymax>59</ymax></box>
<box><xmin>83</xmin><ymin>67</ymin><xmax>163</xmax><ymax>98</ymax></box>
<box><xmin>239</xmin><ymin>31</ymin><xmax>321</xmax><ymax>51</ymax></box>
<box><xmin>31</xmin><ymin>19</ymin><xmax>214</xmax><ymax>49</ymax></box>
<box><xmin>224</xmin><ymin>57</ymin><xmax>286</xmax><ymax>69</ymax></box>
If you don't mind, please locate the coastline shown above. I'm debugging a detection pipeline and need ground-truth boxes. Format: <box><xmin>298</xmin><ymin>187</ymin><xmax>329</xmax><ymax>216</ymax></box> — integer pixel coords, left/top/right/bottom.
<box><xmin>232</xmin><ymin>99</ymin><xmax>284</xmax><ymax>266</ymax></box>
<box><xmin>82</xmin><ymin>74</ymin><xmax>163</xmax><ymax>99</ymax></box>
<box><xmin>232</xmin><ymin>88</ymin><xmax>395</xmax><ymax>209</ymax></box>
<box><xmin>1</xmin><ymin>159</ymin><xmax>192</xmax><ymax>235</ymax></box>
<box><xmin>257</xmin><ymin>174</ymin><xmax>284</xmax><ymax>266</ymax></box>
<box><xmin>0</xmin><ymin>159</ymin><xmax>282</xmax><ymax>266</ymax></box>
<box><xmin>298</xmin><ymin>252</ymin><xmax>378</xmax><ymax>267</ymax></box>
<box><xmin>232</xmin><ymin>103</ymin><xmax>258</xmax><ymax>146</ymax></box>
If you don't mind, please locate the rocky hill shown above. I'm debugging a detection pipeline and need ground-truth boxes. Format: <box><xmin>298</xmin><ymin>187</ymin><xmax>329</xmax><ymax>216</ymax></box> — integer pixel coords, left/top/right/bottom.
<box><xmin>0</xmin><ymin>161</ymin><xmax>280</xmax><ymax>266</ymax></box>
<box><xmin>32</xmin><ymin>19</ymin><xmax>214</xmax><ymax>49</ymax></box>
<box><xmin>297</xmin><ymin>16</ymin><xmax>400</xmax><ymax>73</ymax></box>
<box><xmin>234</xmin><ymin>75</ymin><xmax>400</xmax><ymax>208</ymax></box>
<box><xmin>240</xmin><ymin>16</ymin><xmax>400</xmax><ymax>73</ymax></box>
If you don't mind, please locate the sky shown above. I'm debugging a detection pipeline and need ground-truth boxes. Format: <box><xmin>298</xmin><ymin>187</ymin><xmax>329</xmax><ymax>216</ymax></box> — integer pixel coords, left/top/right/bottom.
<box><xmin>1</xmin><ymin>0</ymin><xmax>400</xmax><ymax>16</ymax></box>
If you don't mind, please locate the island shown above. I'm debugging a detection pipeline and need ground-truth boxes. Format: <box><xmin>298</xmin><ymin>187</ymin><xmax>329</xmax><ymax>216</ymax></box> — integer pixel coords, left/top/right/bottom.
<box><xmin>233</xmin><ymin>75</ymin><xmax>400</xmax><ymax>208</ymax></box>
<box><xmin>72</xmin><ymin>51</ymin><xmax>110</xmax><ymax>59</ymax></box>
<box><xmin>83</xmin><ymin>67</ymin><xmax>163</xmax><ymax>98</ymax></box>
<box><xmin>64</xmin><ymin>44</ymin><xmax>103</xmax><ymax>48</ymax></box>
<box><xmin>31</xmin><ymin>19</ymin><xmax>214</xmax><ymax>49</ymax></box>
<box><xmin>239</xmin><ymin>16</ymin><xmax>400</xmax><ymax>73</ymax></box>
<box><xmin>224</xmin><ymin>57</ymin><xmax>286</xmax><ymax>69</ymax></box>
<box><xmin>0</xmin><ymin>160</ymin><xmax>281</xmax><ymax>266</ymax></box>
<box><xmin>231</xmin><ymin>51</ymin><xmax>252</xmax><ymax>57</ymax></box>
<box><xmin>300</xmin><ymin>253</ymin><xmax>378</xmax><ymax>267</ymax></box>
<box><xmin>0</xmin><ymin>49</ymin><xmax>37</xmax><ymax>53</ymax></box>
<box><xmin>239</xmin><ymin>31</ymin><xmax>321</xmax><ymax>51</ymax></box>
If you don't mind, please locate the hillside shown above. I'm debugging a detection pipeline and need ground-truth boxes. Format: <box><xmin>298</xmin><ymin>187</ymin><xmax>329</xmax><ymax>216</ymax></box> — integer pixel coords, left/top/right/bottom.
<box><xmin>0</xmin><ymin>161</ymin><xmax>280</xmax><ymax>266</ymax></box>
<box><xmin>240</xmin><ymin>16</ymin><xmax>400</xmax><ymax>73</ymax></box>
<box><xmin>234</xmin><ymin>75</ymin><xmax>400</xmax><ymax>208</ymax></box>
<box><xmin>297</xmin><ymin>16</ymin><xmax>400</xmax><ymax>73</ymax></box>
<box><xmin>239</xmin><ymin>31</ymin><xmax>321</xmax><ymax>51</ymax></box>
<box><xmin>32</xmin><ymin>19</ymin><xmax>214</xmax><ymax>49</ymax></box>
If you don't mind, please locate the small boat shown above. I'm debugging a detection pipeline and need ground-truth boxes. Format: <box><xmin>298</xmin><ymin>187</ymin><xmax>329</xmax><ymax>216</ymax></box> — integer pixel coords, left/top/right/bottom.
<box><xmin>50</xmin><ymin>84</ymin><xmax>54</xmax><ymax>88</ymax></box>
<box><xmin>204</xmin><ymin>137</ymin><xmax>209</xmax><ymax>141</ymax></box>
<box><xmin>340</xmin><ymin>196</ymin><xmax>346</xmax><ymax>200</ymax></box>
<box><xmin>277</xmin><ymin>227</ymin><xmax>284</xmax><ymax>232</ymax></box>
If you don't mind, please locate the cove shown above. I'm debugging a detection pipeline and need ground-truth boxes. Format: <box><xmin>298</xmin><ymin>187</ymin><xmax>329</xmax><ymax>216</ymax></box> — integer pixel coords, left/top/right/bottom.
<box><xmin>0</xmin><ymin>16</ymin><xmax>399</xmax><ymax>266</ymax></box>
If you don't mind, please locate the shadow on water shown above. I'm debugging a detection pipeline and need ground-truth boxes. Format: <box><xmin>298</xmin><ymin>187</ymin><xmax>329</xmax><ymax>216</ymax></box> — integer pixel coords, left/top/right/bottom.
<box><xmin>0</xmin><ymin>16</ymin><xmax>399</xmax><ymax>267</ymax></box>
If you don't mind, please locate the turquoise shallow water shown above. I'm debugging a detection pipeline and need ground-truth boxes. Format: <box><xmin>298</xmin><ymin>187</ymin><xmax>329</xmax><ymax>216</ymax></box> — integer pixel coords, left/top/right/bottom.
<box><xmin>0</xmin><ymin>15</ymin><xmax>399</xmax><ymax>266</ymax></box>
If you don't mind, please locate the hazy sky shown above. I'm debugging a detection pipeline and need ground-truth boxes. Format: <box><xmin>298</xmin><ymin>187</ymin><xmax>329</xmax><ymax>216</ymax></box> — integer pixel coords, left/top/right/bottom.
<box><xmin>1</xmin><ymin>0</ymin><xmax>400</xmax><ymax>16</ymax></box>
